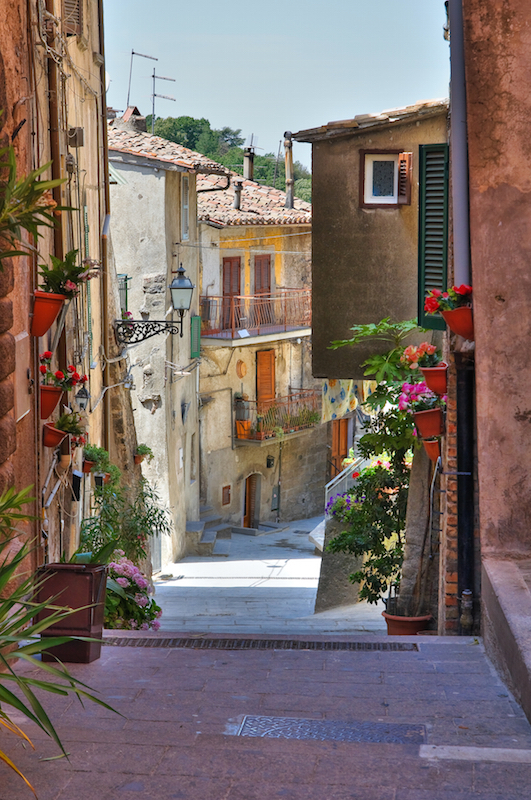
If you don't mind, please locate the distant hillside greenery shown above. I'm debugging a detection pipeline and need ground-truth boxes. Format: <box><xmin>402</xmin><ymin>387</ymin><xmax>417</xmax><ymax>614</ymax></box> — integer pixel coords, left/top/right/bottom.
<box><xmin>146</xmin><ymin>115</ymin><xmax>311</xmax><ymax>201</ymax></box>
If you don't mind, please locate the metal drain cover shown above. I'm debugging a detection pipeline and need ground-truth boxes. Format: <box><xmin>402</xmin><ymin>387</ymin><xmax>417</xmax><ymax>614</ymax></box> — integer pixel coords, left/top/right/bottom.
<box><xmin>238</xmin><ymin>715</ymin><xmax>426</xmax><ymax>745</ymax></box>
<box><xmin>103</xmin><ymin>637</ymin><xmax>418</xmax><ymax>652</ymax></box>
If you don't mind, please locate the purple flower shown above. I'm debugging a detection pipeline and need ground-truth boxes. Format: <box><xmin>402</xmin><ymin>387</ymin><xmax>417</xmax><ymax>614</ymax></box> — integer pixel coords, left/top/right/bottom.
<box><xmin>116</xmin><ymin>577</ymin><xmax>129</xmax><ymax>588</ymax></box>
<box><xmin>152</xmin><ymin>620</ymin><xmax>161</xmax><ymax>631</ymax></box>
<box><xmin>135</xmin><ymin>594</ymin><xmax>149</xmax><ymax>607</ymax></box>
<box><xmin>140</xmin><ymin>622</ymin><xmax>149</xmax><ymax>631</ymax></box>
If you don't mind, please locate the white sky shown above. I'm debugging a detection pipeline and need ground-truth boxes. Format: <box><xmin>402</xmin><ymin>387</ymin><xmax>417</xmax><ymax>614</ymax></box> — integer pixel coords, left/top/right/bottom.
<box><xmin>103</xmin><ymin>0</ymin><xmax>450</xmax><ymax>170</ymax></box>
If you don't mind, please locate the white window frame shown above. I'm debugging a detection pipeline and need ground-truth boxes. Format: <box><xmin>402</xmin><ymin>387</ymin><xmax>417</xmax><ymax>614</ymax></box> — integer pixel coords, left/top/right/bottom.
<box><xmin>363</xmin><ymin>153</ymin><xmax>399</xmax><ymax>205</ymax></box>
<box><xmin>181</xmin><ymin>175</ymin><xmax>189</xmax><ymax>240</ymax></box>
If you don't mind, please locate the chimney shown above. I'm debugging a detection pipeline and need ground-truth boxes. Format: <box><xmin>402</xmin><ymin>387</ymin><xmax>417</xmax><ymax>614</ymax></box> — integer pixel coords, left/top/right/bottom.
<box><xmin>233</xmin><ymin>179</ymin><xmax>243</xmax><ymax>210</ymax></box>
<box><xmin>284</xmin><ymin>131</ymin><xmax>294</xmax><ymax>209</ymax></box>
<box><xmin>243</xmin><ymin>146</ymin><xmax>254</xmax><ymax>181</ymax></box>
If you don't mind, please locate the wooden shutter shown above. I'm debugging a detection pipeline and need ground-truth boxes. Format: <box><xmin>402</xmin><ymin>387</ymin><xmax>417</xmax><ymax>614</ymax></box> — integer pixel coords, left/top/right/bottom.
<box><xmin>222</xmin><ymin>485</ymin><xmax>231</xmax><ymax>506</ymax></box>
<box><xmin>190</xmin><ymin>315</ymin><xmax>201</xmax><ymax>359</ymax></box>
<box><xmin>223</xmin><ymin>257</ymin><xmax>240</xmax><ymax>297</ymax></box>
<box><xmin>331</xmin><ymin>419</ymin><xmax>349</xmax><ymax>475</ymax></box>
<box><xmin>64</xmin><ymin>0</ymin><xmax>83</xmax><ymax>35</ymax></box>
<box><xmin>418</xmin><ymin>144</ymin><xmax>449</xmax><ymax>330</ymax></box>
<box><xmin>256</xmin><ymin>350</ymin><xmax>275</xmax><ymax>406</ymax></box>
<box><xmin>254</xmin><ymin>255</ymin><xmax>271</xmax><ymax>295</ymax></box>
<box><xmin>397</xmin><ymin>152</ymin><xmax>412</xmax><ymax>205</ymax></box>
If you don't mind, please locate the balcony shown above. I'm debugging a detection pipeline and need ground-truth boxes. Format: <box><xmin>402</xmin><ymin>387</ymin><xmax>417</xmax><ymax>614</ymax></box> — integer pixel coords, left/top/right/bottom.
<box><xmin>234</xmin><ymin>389</ymin><xmax>321</xmax><ymax>443</ymax></box>
<box><xmin>200</xmin><ymin>289</ymin><xmax>311</xmax><ymax>342</ymax></box>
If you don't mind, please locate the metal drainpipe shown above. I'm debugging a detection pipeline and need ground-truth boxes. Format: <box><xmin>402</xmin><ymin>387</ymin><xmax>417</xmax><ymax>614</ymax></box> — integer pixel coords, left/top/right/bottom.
<box><xmin>449</xmin><ymin>0</ymin><xmax>475</xmax><ymax>632</ymax></box>
<box><xmin>45</xmin><ymin>0</ymin><xmax>63</xmax><ymax>259</ymax></box>
<box><xmin>284</xmin><ymin>131</ymin><xmax>294</xmax><ymax>210</ymax></box>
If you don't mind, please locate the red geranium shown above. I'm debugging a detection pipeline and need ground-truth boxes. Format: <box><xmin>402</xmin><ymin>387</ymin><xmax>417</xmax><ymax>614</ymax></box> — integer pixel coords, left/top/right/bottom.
<box><xmin>424</xmin><ymin>285</ymin><xmax>473</xmax><ymax>314</ymax></box>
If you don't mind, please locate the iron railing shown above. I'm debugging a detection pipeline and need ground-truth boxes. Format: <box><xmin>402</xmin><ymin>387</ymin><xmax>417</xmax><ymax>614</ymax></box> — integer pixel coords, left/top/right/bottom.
<box><xmin>234</xmin><ymin>389</ymin><xmax>321</xmax><ymax>441</ymax></box>
<box><xmin>324</xmin><ymin>456</ymin><xmax>370</xmax><ymax>513</ymax></box>
<box><xmin>200</xmin><ymin>289</ymin><xmax>311</xmax><ymax>338</ymax></box>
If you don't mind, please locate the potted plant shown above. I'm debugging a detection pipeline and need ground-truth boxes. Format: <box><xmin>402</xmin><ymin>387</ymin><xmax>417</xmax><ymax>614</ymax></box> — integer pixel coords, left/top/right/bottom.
<box><xmin>105</xmin><ymin>550</ymin><xmax>162</xmax><ymax>631</ymax></box>
<box><xmin>422</xmin><ymin>437</ymin><xmax>441</xmax><ymax>463</ymax></box>
<box><xmin>135</xmin><ymin>443</ymin><xmax>154</xmax><ymax>464</ymax></box>
<box><xmin>38</xmin><ymin>350</ymin><xmax>88</xmax><ymax>419</ymax></box>
<box><xmin>424</xmin><ymin>284</ymin><xmax>474</xmax><ymax>340</ymax></box>
<box><xmin>401</xmin><ymin>342</ymin><xmax>447</xmax><ymax>395</ymax></box>
<box><xmin>32</xmin><ymin>249</ymin><xmax>99</xmax><ymax>336</ymax></box>
<box><xmin>234</xmin><ymin>393</ymin><xmax>251</xmax><ymax>438</ymax></box>
<box><xmin>82</xmin><ymin>443</ymin><xmax>109</xmax><ymax>474</ymax></box>
<box><xmin>399</xmin><ymin>381</ymin><xmax>446</xmax><ymax>438</ymax></box>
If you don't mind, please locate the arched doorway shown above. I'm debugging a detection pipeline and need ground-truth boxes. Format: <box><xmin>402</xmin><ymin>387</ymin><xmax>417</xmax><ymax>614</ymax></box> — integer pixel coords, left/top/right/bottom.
<box><xmin>243</xmin><ymin>473</ymin><xmax>261</xmax><ymax>529</ymax></box>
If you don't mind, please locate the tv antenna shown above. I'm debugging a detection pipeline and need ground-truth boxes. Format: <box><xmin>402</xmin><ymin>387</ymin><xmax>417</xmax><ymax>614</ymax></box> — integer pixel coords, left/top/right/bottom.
<box><xmin>126</xmin><ymin>50</ymin><xmax>158</xmax><ymax>109</ymax></box>
<box><xmin>151</xmin><ymin>70</ymin><xmax>176</xmax><ymax>133</ymax></box>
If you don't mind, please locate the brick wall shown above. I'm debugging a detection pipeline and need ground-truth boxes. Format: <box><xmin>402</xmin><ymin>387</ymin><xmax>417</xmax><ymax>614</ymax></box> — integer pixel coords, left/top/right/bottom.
<box><xmin>0</xmin><ymin>258</ymin><xmax>16</xmax><ymax>494</ymax></box>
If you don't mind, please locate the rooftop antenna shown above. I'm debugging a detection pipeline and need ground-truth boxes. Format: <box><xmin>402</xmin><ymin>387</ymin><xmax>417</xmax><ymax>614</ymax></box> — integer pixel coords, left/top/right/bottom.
<box><xmin>151</xmin><ymin>70</ymin><xmax>176</xmax><ymax>134</ymax></box>
<box><xmin>126</xmin><ymin>50</ymin><xmax>158</xmax><ymax>109</ymax></box>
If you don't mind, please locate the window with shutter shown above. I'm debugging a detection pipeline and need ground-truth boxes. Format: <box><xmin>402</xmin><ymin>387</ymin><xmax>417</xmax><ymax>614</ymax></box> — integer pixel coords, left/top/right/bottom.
<box><xmin>254</xmin><ymin>255</ymin><xmax>271</xmax><ymax>295</ymax></box>
<box><xmin>64</xmin><ymin>0</ymin><xmax>83</xmax><ymax>35</ymax></box>
<box><xmin>360</xmin><ymin>150</ymin><xmax>412</xmax><ymax>207</ymax></box>
<box><xmin>222</xmin><ymin>485</ymin><xmax>231</xmax><ymax>506</ymax></box>
<box><xmin>417</xmin><ymin>143</ymin><xmax>449</xmax><ymax>330</ymax></box>
<box><xmin>190</xmin><ymin>315</ymin><xmax>201</xmax><ymax>359</ymax></box>
<box><xmin>398</xmin><ymin>152</ymin><xmax>412</xmax><ymax>205</ymax></box>
<box><xmin>256</xmin><ymin>350</ymin><xmax>275</xmax><ymax>408</ymax></box>
<box><xmin>222</xmin><ymin>257</ymin><xmax>241</xmax><ymax>330</ymax></box>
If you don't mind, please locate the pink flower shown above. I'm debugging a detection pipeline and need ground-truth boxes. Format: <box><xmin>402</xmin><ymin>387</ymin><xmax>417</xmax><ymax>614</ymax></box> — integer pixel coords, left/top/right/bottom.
<box><xmin>152</xmin><ymin>620</ymin><xmax>161</xmax><ymax>631</ymax></box>
<box><xmin>65</xmin><ymin>280</ymin><xmax>78</xmax><ymax>293</ymax></box>
<box><xmin>116</xmin><ymin>577</ymin><xmax>129</xmax><ymax>588</ymax></box>
<box><xmin>129</xmin><ymin>620</ymin><xmax>137</xmax><ymax>629</ymax></box>
<box><xmin>155</xmin><ymin>610</ymin><xmax>163</xmax><ymax>619</ymax></box>
<box><xmin>140</xmin><ymin>622</ymin><xmax>149</xmax><ymax>631</ymax></box>
<box><xmin>135</xmin><ymin>594</ymin><xmax>149</xmax><ymax>607</ymax></box>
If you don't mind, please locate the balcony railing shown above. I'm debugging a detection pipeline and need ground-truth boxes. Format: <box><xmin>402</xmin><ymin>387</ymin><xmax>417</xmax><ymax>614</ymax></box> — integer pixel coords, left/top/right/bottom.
<box><xmin>234</xmin><ymin>389</ymin><xmax>321</xmax><ymax>441</ymax></box>
<box><xmin>200</xmin><ymin>289</ymin><xmax>311</xmax><ymax>339</ymax></box>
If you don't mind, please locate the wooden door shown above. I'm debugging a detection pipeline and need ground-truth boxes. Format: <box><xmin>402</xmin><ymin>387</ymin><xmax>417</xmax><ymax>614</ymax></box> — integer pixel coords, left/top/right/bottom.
<box><xmin>254</xmin><ymin>255</ymin><xmax>272</xmax><ymax>325</ymax></box>
<box><xmin>243</xmin><ymin>474</ymin><xmax>257</xmax><ymax>528</ymax></box>
<box><xmin>222</xmin><ymin>257</ymin><xmax>241</xmax><ymax>330</ymax></box>
<box><xmin>331</xmin><ymin>418</ymin><xmax>349</xmax><ymax>476</ymax></box>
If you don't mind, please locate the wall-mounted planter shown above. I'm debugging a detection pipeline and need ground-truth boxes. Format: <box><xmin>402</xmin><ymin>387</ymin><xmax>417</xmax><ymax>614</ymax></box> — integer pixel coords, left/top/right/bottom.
<box><xmin>413</xmin><ymin>408</ymin><xmax>444</xmax><ymax>438</ymax></box>
<box><xmin>441</xmin><ymin>307</ymin><xmax>474</xmax><ymax>340</ymax></box>
<box><xmin>40</xmin><ymin>385</ymin><xmax>63</xmax><ymax>419</ymax></box>
<box><xmin>420</xmin><ymin>363</ymin><xmax>447</xmax><ymax>396</ymax></box>
<box><xmin>82</xmin><ymin>459</ymin><xmax>95</xmax><ymax>474</ymax></box>
<box><xmin>31</xmin><ymin>290</ymin><xmax>66</xmax><ymax>337</ymax></box>
<box><xmin>235</xmin><ymin>420</ymin><xmax>251</xmax><ymax>439</ymax></box>
<box><xmin>422</xmin><ymin>438</ymin><xmax>441</xmax><ymax>463</ymax></box>
<box><xmin>42</xmin><ymin>423</ymin><xmax>68</xmax><ymax>448</ymax></box>
<box><xmin>134</xmin><ymin>454</ymin><xmax>144</xmax><ymax>465</ymax></box>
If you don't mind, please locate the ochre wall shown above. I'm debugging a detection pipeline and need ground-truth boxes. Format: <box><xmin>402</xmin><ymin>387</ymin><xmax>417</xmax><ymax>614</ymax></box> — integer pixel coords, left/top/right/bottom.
<box><xmin>464</xmin><ymin>0</ymin><xmax>531</xmax><ymax>554</ymax></box>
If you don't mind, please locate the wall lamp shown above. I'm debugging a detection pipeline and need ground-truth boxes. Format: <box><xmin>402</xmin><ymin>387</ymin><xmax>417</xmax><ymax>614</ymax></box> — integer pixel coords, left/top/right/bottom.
<box><xmin>114</xmin><ymin>265</ymin><xmax>194</xmax><ymax>344</ymax></box>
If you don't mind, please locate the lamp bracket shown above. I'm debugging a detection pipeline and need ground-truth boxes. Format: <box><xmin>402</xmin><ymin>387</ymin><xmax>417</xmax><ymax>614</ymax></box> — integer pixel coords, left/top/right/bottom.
<box><xmin>114</xmin><ymin>318</ymin><xmax>184</xmax><ymax>344</ymax></box>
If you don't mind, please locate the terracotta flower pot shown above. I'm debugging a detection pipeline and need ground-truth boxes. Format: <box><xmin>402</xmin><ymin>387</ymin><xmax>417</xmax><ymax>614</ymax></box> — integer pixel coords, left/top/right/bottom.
<box><xmin>134</xmin><ymin>454</ymin><xmax>144</xmax><ymax>465</ymax></box>
<box><xmin>31</xmin><ymin>290</ymin><xmax>66</xmax><ymax>337</ymax></box>
<box><xmin>413</xmin><ymin>408</ymin><xmax>444</xmax><ymax>438</ymax></box>
<box><xmin>42</xmin><ymin>423</ymin><xmax>68</xmax><ymax>448</ymax></box>
<box><xmin>82</xmin><ymin>459</ymin><xmax>95</xmax><ymax>474</ymax></box>
<box><xmin>420</xmin><ymin>363</ymin><xmax>447</xmax><ymax>396</ymax></box>
<box><xmin>382</xmin><ymin>611</ymin><xmax>432</xmax><ymax>635</ymax></box>
<box><xmin>422</xmin><ymin>438</ymin><xmax>441</xmax><ymax>462</ymax></box>
<box><xmin>235</xmin><ymin>420</ymin><xmax>251</xmax><ymax>439</ymax></box>
<box><xmin>40</xmin><ymin>385</ymin><xmax>63</xmax><ymax>419</ymax></box>
<box><xmin>441</xmin><ymin>307</ymin><xmax>474</xmax><ymax>340</ymax></box>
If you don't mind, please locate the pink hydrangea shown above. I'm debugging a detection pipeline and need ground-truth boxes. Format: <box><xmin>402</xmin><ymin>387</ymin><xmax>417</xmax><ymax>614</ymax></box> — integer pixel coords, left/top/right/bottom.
<box><xmin>140</xmin><ymin>622</ymin><xmax>149</xmax><ymax>630</ymax></box>
<box><xmin>116</xmin><ymin>577</ymin><xmax>129</xmax><ymax>588</ymax></box>
<box><xmin>135</xmin><ymin>594</ymin><xmax>149</xmax><ymax>607</ymax></box>
<box><xmin>152</xmin><ymin>620</ymin><xmax>161</xmax><ymax>631</ymax></box>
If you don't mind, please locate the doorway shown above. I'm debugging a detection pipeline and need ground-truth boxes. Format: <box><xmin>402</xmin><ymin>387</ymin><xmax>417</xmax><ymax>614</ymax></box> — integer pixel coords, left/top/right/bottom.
<box><xmin>243</xmin><ymin>473</ymin><xmax>261</xmax><ymax>528</ymax></box>
<box><xmin>330</xmin><ymin>418</ymin><xmax>350</xmax><ymax>476</ymax></box>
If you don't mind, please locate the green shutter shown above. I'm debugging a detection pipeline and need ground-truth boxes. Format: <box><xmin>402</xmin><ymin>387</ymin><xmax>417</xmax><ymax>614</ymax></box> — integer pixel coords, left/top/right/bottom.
<box><xmin>190</xmin><ymin>315</ymin><xmax>201</xmax><ymax>359</ymax></box>
<box><xmin>418</xmin><ymin>143</ymin><xmax>449</xmax><ymax>330</ymax></box>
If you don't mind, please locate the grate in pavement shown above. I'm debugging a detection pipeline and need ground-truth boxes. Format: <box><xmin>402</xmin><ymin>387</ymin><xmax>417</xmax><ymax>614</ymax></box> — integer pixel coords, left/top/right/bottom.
<box><xmin>103</xmin><ymin>637</ymin><xmax>418</xmax><ymax>652</ymax></box>
<box><xmin>238</xmin><ymin>715</ymin><xmax>426</xmax><ymax>744</ymax></box>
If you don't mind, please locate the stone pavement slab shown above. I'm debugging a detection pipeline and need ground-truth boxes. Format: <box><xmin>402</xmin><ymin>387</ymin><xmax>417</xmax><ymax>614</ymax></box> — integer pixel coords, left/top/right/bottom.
<box><xmin>4</xmin><ymin>636</ymin><xmax>531</xmax><ymax>799</ymax></box>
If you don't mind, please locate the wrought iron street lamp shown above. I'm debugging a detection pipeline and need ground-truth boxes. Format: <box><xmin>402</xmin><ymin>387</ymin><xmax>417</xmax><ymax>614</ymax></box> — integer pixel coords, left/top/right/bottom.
<box><xmin>114</xmin><ymin>265</ymin><xmax>195</xmax><ymax>344</ymax></box>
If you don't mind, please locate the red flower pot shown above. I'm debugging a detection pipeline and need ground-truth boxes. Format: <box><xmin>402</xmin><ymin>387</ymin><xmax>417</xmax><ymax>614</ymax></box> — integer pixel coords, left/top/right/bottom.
<box><xmin>420</xmin><ymin>363</ymin><xmax>447</xmax><ymax>396</ymax></box>
<box><xmin>441</xmin><ymin>307</ymin><xmax>474</xmax><ymax>340</ymax></box>
<box><xmin>413</xmin><ymin>408</ymin><xmax>444</xmax><ymax>438</ymax></box>
<box><xmin>422</xmin><ymin>438</ymin><xmax>441</xmax><ymax>462</ymax></box>
<box><xmin>382</xmin><ymin>611</ymin><xmax>432</xmax><ymax>635</ymax></box>
<box><xmin>43</xmin><ymin>423</ymin><xmax>68</xmax><ymax>448</ymax></box>
<box><xmin>82</xmin><ymin>459</ymin><xmax>95</xmax><ymax>474</ymax></box>
<box><xmin>134</xmin><ymin>454</ymin><xmax>144</xmax><ymax>465</ymax></box>
<box><xmin>31</xmin><ymin>290</ymin><xmax>67</xmax><ymax>337</ymax></box>
<box><xmin>40</xmin><ymin>385</ymin><xmax>63</xmax><ymax>419</ymax></box>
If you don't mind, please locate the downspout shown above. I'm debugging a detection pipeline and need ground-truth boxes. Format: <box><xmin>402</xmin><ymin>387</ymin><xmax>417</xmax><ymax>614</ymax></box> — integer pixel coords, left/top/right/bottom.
<box><xmin>97</xmin><ymin>0</ymin><xmax>112</xmax><ymax>452</ymax></box>
<box><xmin>448</xmin><ymin>0</ymin><xmax>475</xmax><ymax>632</ymax></box>
<box><xmin>284</xmin><ymin>131</ymin><xmax>294</xmax><ymax>210</ymax></box>
<box><xmin>45</xmin><ymin>0</ymin><xmax>63</xmax><ymax>259</ymax></box>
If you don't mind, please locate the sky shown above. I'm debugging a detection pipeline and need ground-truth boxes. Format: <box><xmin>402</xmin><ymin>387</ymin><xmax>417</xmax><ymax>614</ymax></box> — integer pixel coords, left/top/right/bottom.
<box><xmin>103</xmin><ymin>0</ymin><xmax>450</xmax><ymax>170</ymax></box>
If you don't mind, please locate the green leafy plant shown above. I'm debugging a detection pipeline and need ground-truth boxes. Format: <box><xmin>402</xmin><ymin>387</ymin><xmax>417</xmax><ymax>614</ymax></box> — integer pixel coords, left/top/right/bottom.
<box><xmin>0</xmin><ymin>486</ymin><xmax>117</xmax><ymax>794</ymax></box>
<box><xmin>105</xmin><ymin>551</ymin><xmax>162</xmax><ymax>631</ymax></box>
<box><xmin>327</xmin><ymin>463</ymin><xmax>409</xmax><ymax>603</ymax></box>
<box><xmin>0</xmin><ymin>143</ymin><xmax>65</xmax><ymax>267</ymax></box>
<box><xmin>38</xmin><ymin>248</ymin><xmax>99</xmax><ymax>298</ymax></box>
<box><xmin>55</xmin><ymin>411</ymin><xmax>85</xmax><ymax>436</ymax></box>
<box><xmin>135</xmin><ymin>444</ymin><xmax>154</xmax><ymax>462</ymax></box>
<box><xmin>82</xmin><ymin>444</ymin><xmax>111</xmax><ymax>471</ymax></box>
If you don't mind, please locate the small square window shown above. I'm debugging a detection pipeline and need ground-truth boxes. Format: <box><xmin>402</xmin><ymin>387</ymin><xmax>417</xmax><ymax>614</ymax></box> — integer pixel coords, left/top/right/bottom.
<box><xmin>222</xmin><ymin>485</ymin><xmax>231</xmax><ymax>506</ymax></box>
<box><xmin>360</xmin><ymin>151</ymin><xmax>412</xmax><ymax>208</ymax></box>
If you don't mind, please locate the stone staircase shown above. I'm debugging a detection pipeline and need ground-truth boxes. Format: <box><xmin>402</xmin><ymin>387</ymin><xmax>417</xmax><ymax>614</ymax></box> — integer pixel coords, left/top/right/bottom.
<box><xmin>185</xmin><ymin>510</ymin><xmax>290</xmax><ymax>558</ymax></box>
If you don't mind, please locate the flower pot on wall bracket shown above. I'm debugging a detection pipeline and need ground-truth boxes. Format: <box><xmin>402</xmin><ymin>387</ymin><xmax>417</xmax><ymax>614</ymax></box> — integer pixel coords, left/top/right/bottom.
<box><xmin>82</xmin><ymin>459</ymin><xmax>95</xmax><ymax>474</ymax></box>
<box><xmin>31</xmin><ymin>291</ymin><xmax>67</xmax><ymax>337</ymax></box>
<box><xmin>42</xmin><ymin>423</ymin><xmax>68</xmax><ymax>448</ymax></box>
<box><xmin>413</xmin><ymin>408</ymin><xmax>444</xmax><ymax>438</ymax></box>
<box><xmin>441</xmin><ymin>307</ymin><xmax>474</xmax><ymax>340</ymax></box>
<box><xmin>134</xmin><ymin>454</ymin><xmax>144</xmax><ymax>465</ymax></box>
<box><xmin>40</xmin><ymin>385</ymin><xmax>63</xmax><ymax>420</ymax></box>
<box><xmin>420</xmin><ymin>363</ymin><xmax>448</xmax><ymax>396</ymax></box>
<box><xmin>382</xmin><ymin>611</ymin><xmax>432</xmax><ymax>635</ymax></box>
<box><xmin>422</xmin><ymin>438</ymin><xmax>441</xmax><ymax>463</ymax></box>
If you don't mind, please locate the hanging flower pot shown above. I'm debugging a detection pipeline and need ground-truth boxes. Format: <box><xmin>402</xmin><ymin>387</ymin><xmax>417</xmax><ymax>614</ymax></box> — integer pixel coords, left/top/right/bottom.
<box><xmin>441</xmin><ymin>307</ymin><xmax>474</xmax><ymax>340</ymax></box>
<box><xmin>42</xmin><ymin>423</ymin><xmax>68</xmax><ymax>448</ymax></box>
<box><xmin>31</xmin><ymin>291</ymin><xmax>67</xmax><ymax>337</ymax></box>
<box><xmin>413</xmin><ymin>408</ymin><xmax>444</xmax><ymax>438</ymax></box>
<box><xmin>422</xmin><ymin>438</ymin><xmax>441</xmax><ymax>462</ymax></box>
<box><xmin>82</xmin><ymin>459</ymin><xmax>95</xmax><ymax>474</ymax></box>
<box><xmin>134</xmin><ymin>454</ymin><xmax>144</xmax><ymax>465</ymax></box>
<box><xmin>39</xmin><ymin>385</ymin><xmax>63</xmax><ymax>419</ymax></box>
<box><xmin>420</xmin><ymin>363</ymin><xmax>448</xmax><ymax>396</ymax></box>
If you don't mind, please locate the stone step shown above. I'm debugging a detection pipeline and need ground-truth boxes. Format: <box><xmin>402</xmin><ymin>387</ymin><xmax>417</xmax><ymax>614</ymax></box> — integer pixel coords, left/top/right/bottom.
<box><xmin>199</xmin><ymin>529</ymin><xmax>217</xmax><ymax>545</ymax></box>
<box><xmin>212</xmin><ymin>539</ymin><xmax>231</xmax><ymax>557</ymax></box>
<box><xmin>232</xmin><ymin>525</ymin><xmax>261</xmax><ymax>536</ymax></box>
<box><xmin>185</xmin><ymin>520</ymin><xmax>205</xmax><ymax>535</ymax></box>
<box><xmin>308</xmin><ymin>519</ymin><xmax>325</xmax><ymax>552</ymax></box>
<box><xmin>201</xmin><ymin>513</ymin><xmax>223</xmax><ymax>529</ymax></box>
<box><xmin>199</xmin><ymin>504</ymin><xmax>213</xmax><ymax>515</ymax></box>
<box><xmin>185</xmin><ymin>520</ymin><xmax>207</xmax><ymax>556</ymax></box>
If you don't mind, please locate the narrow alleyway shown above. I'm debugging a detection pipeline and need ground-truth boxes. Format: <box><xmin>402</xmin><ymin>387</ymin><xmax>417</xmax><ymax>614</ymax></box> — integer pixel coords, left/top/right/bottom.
<box><xmin>154</xmin><ymin>515</ymin><xmax>387</xmax><ymax>635</ymax></box>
